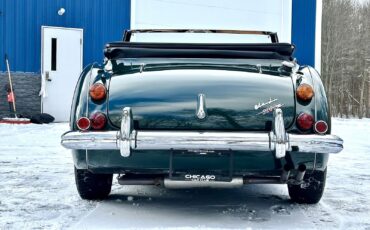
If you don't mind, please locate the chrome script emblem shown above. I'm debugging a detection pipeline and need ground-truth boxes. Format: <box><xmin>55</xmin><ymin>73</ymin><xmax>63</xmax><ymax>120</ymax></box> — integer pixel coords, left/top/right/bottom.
<box><xmin>196</xmin><ymin>94</ymin><xmax>207</xmax><ymax>120</ymax></box>
<box><xmin>254</xmin><ymin>98</ymin><xmax>278</xmax><ymax>110</ymax></box>
<box><xmin>257</xmin><ymin>103</ymin><xmax>284</xmax><ymax>115</ymax></box>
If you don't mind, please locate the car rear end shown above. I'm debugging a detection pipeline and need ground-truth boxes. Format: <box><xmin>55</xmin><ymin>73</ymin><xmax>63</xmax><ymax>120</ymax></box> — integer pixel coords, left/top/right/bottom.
<box><xmin>61</xmin><ymin>30</ymin><xmax>343</xmax><ymax>202</ymax></box>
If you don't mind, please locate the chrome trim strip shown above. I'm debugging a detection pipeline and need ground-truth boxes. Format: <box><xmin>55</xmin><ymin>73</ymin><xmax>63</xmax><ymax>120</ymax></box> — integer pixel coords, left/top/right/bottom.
<box><xmin>289</xmin><ymin>134</ymin><xmax>343</xmax><ymax>154</ymax></box>
<box><xmin>86</xmin><ymin>64</ymin><xmax>95</xmax><ymax>118</ymax></box>
<box><xmin>61</xmin><ymin>131</ymin><xmax>119</xmax><ymax>149</ymax></box>
<box><xmin>61</xmin><ymin>107</ymin><xmax>343</xmax><ymax>156</ymax></box>
<box><xmin>135</xmin><ymin>131</ymin><xmax>270</xmax><ymax>152</ymax></box>
<box><xmin>164</xmin><ymin>178</ymin><xmax>244</xmax><ymax>189</ymax></box>
<box><xmin>61</xmin><ymin>131</ymin><xmax>343</xmax><ymax>154</ymax></box>
<box><xmin>196</xmin><ymin>93</ymin><xmax>207</xmax><ymax>120</ymax></box>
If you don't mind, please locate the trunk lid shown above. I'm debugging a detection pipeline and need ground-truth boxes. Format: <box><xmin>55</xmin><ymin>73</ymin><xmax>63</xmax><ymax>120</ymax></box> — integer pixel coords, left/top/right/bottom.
<box><xmin>107</xmin><ymin>69</ymin><xmax>295</xmax><ymax>131</ymax></box>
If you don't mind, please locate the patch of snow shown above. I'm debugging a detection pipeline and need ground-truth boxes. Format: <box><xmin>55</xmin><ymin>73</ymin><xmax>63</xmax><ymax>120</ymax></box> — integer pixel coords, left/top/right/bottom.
<box><xmin>0</xmin><ymin>118</ymin><xmax>369</xmax><ymax>229</ymax></box>
<box><xmin>0</xmin><ymin>123</ymin><xmax>97</xmax><ymax>229</ymax></box>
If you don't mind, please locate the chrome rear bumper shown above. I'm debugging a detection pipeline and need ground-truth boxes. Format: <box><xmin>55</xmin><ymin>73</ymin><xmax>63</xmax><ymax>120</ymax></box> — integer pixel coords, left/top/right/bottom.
<box><xmin>61</xmin><ymin>108</ymin><xmax>343</xmax><ymax>158</ymax></box>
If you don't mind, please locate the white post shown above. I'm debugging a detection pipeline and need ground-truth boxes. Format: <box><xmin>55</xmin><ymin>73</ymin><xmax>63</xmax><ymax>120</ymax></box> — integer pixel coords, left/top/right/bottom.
<box><xmin>315</xmin><ymin>0</ymin><xmax>323</xmax><ymax>73</ymax></box>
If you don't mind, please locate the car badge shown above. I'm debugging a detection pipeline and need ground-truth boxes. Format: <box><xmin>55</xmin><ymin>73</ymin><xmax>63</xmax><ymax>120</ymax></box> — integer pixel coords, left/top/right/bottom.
<box><xmin>196</xmin><ymin>94</ymin><xmax>207</xmax><ymax>120</ymax></box>
<box><xmin>257</xmin><ymin>103</ymin><xmax>284</xmax><ymax>115</ymax></box>
<box><xmin>254</xmin><ymin>98</ymin><xmax>278</xmax><ymax>110</ymax></box>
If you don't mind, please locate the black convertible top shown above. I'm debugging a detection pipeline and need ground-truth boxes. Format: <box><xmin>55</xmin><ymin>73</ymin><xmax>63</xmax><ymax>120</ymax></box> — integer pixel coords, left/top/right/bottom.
<box><xmin>104</xmin><ymin>42</ymin><xmax>295</xmax><ymax>61</ymax></box>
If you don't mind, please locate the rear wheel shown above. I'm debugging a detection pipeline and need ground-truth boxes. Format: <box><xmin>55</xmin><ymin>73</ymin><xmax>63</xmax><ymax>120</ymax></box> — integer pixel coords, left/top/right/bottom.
<box><xmin>288</xmin><ymin>168</ymin><xmax>327</xmax><ymax>204</ymax></box>
<box><xmin>74</xmin><ymin>167</ymin><xmax>113</xmax><ymax>200</ymax></box>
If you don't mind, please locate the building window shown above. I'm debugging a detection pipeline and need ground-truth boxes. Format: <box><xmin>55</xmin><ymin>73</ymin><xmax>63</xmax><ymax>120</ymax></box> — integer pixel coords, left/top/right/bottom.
<box><xmin>51</xmin><ymin>38</ymin><xmax>57</xmax><ymax>71</ymax></box>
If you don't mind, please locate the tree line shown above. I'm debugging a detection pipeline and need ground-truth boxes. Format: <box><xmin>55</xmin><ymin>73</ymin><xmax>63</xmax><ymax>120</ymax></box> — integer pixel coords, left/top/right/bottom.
<box><xmin>322</xmin><ymin>0</ymin><xmax>370</xmax><ymax>118</ymax></box>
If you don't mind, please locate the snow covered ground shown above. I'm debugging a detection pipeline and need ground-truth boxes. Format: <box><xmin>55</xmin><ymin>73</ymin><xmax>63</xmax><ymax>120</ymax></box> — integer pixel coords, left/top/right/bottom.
<box><xmin>0</xmin><ymin>118</ymin><xmax>369</xmax><ymax>229</ymax></box>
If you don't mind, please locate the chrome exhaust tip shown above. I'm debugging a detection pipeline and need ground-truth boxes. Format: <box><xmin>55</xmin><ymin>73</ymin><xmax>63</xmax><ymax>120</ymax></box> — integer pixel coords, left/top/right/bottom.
<box><xmin>280</xmin><ymin>164</ymin><xmax>292</xmax><ymax>182</ymax></box>
<box><xmin>295</xmin><ymin>164</ymin><xmax>307</xmax><ymax>182</ymax></box>
<box><xmin>117</xmin><ymin>175</ymin><xmax>163</xmax><ymax>186</ymax></box>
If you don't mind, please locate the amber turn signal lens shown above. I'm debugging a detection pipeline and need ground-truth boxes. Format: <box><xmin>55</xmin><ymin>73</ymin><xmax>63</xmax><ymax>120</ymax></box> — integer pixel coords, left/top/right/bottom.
<box><xmin>315</xmin><ymin>120</ymin><xmax>328</xmax><ymax>134</ymax></box>
<box><xmin>89</xmin><ymin>83</ymin><xmax>106</xmax><ymax>101</ymax></box>
<box><xmin>90</xmin><ymin>112</ymin><xmax>107</xmax><ymax>130</ymax></box>
<box><xmin>76</xmin><ymin>117</ymin><xmax>90</xmax><ymax>131</ymax></box>
<box><xmin>296</xmin><ymin>113</ymin><xmax>314</xmax><ymax>131</ymax></box>
<box><xmin>296</xmin><ymin>83</ymin><xmax>314</xmax><ymax>101</ymax></box>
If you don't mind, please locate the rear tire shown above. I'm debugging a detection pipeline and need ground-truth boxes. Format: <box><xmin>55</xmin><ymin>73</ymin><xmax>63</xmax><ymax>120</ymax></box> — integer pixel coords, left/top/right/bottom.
<box><xmin>74</xmin><ymin>167</ymin><xmax>113</xmax><ymax>200</ymax></box>
<box><xmin>288</xmin><ymin>168</ymin><xmax>327</xmax><ymax>204</ymax></box>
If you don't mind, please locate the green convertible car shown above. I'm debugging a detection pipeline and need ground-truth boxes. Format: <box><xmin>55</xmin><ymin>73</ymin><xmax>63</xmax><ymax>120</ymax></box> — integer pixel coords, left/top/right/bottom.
<box><xmin>61</xmin><ymin>29</ymin><xmax>343</xmax><ymax>204</ymax></box>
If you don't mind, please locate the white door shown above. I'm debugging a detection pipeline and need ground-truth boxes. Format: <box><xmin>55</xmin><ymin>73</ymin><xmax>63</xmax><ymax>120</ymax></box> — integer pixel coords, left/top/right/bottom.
<box><xmin>41</xmin><ymin>26</ymin><xmax>83</xmax><ymax>122</ymax></box>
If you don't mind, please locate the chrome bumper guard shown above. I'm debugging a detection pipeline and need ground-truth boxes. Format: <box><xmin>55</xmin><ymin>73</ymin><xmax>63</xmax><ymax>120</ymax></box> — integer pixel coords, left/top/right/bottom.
<box><xmin>61</xmin><ymin>107</ymin><xmax>343</xmax><ymax>158</ymax></box>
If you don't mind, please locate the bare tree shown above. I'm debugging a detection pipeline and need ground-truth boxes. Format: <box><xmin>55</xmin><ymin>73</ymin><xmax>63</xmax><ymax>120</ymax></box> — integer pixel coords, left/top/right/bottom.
<box><xmin>322</xmin><ymin>0</ymin><xmax>370</xmax><ymax>118</ymax></box>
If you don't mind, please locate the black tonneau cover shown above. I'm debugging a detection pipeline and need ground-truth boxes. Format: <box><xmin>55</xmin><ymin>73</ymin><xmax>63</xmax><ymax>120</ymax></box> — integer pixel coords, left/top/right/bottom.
<box><xmin>104</xmin><ymin>42</ymin><xmax>295</xmax><ymax>61</ymax></box>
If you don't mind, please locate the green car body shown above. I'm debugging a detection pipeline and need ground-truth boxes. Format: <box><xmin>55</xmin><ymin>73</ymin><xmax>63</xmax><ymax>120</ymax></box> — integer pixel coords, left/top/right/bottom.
<box><xmin>70</xmin><ymin>60</ymin><xmax>328</xmax><ymax>173</ymax></box>
<box><xmin>62</xmin><ymin>30</ymin><xmax>342</xmax><ymax>203</ymax></box>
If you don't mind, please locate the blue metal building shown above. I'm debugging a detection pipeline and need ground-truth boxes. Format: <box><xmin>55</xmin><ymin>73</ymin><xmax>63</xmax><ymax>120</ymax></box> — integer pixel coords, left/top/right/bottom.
<box><xmin>0</xmin><ymin>0</ymin><xmax>131</xmax><ymax>72</ymax></box>
<box><xmin>292</xmin><ymin>0</ymin><xmax>318</xmax><ymax>68</ymax></box>
<box><xmin>0</xmin><ymin>0</ymin><xmax>319</xmax><ymax>73</ymax></box>
<box><xmin>0</xmin><ymin>0</ymin><xmax>320</xmax><ymax>120</ymax></box>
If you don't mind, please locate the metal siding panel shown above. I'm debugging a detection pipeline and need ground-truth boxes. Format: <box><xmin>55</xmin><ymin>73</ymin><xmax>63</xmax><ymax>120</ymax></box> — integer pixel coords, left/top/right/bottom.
<box><xmin>25</xmin><ymin>0</ymin><xmax>35</xmax><ymax>71</ymax></box>
<box><xmin>12</xmin><ymin>0</ymin><xmax>20</xmax><ymax>71</ymax></box>
<box><xmin>15</xmin><ymin>0</ymin><xmax>26</xmax><ymax>71</ymax></box>
<box><xmin>292</xmin><ymin>0</ymin><xmax>316</xmax><ymax>66</ymax></box>
<box><xmin>0</xmin><ymin>1</ymin><xmax>4</xmax><ymax>71</ymax></box>
<box><xmin>4</xmin><ymin>0</ymin><xmax>16</xmax><ymax>71</ymax></box>
<box><xmin>1</xmin><ymin>0</ymin><xmax>130</xmax><ymax>72</ymax></box>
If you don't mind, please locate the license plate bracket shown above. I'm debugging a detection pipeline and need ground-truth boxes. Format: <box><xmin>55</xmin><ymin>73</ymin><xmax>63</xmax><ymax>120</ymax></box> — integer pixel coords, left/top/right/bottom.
<box><xmin>169</xmin><ymin>149</ymin><xmax>234</xmax><ymax>182</ymax></box>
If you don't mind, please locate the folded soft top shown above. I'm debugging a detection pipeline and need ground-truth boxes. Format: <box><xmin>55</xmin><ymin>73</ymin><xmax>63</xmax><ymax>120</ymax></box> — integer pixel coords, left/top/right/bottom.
<box><xmin>104</xmin><ymin>42</ymin><xmax>295</xmax><ymax>61</ymax></box>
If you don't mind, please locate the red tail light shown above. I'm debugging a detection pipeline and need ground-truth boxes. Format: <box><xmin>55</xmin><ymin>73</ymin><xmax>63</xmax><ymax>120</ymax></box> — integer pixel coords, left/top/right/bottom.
<box><xmin>89</xmin><ymin>83</ymin><xmax>106</xmax><ymax>101</ymax></box>
<box><xmin>76</xmin><ymin>117</ymin><xmax>90</xmax><ymax>131</ymax></box>
<box><xmin>296</xmin><ymin>113</ymin><xmax>314</xmax><ymax>131</ymax></box>
<box><xmin>296</xmin><ymin>83</ymin><xmax>314</xmax><ymax>101</ymax></box>
<box><xmin>315</xmin><ymin>120</ymin><xmax>328</xmax><ymax>134</ymax></box>
<box><xmin>90</xmin><ymin>112</ymin><xmax>107</xmax><ymax>130</ymax></box>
